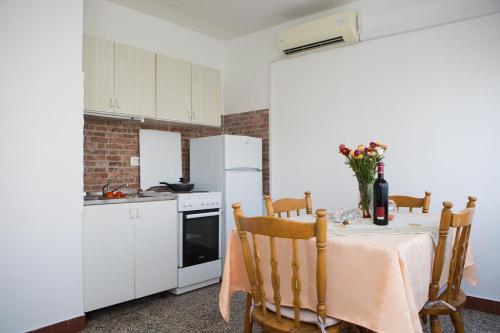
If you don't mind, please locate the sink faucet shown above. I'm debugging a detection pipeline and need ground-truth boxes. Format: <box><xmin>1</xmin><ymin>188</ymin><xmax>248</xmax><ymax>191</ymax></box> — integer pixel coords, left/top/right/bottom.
<box><xmin>102</xmin><ymin>183</ymin><xmax>110</xmax><ymax>196</ymax></box>
<box><xmin>111</xmin><ymin>184</ymin><xmax>129</xmax><ymax>192</ymax></box>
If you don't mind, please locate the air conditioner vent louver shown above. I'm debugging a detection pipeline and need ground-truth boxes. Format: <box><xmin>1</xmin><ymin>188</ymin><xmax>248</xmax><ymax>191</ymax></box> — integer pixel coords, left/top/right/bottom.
<box><xmin>278</xmin><ymin>10</ymin><xmax>359</xmax><ymax>56</ymax></box>
<box><xmin>283</xmin><ymin>36</ymin><xmax>345</xmax><ymax>55</ymax></box>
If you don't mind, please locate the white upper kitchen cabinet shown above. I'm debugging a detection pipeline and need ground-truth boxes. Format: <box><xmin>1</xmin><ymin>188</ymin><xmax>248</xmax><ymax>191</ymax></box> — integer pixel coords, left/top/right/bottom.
<box><xmin>83</xmin><ymin>36</ymin><xmax>222</xmax><ymax>126</ymax></box>
<box><xmin>83</xmin><ymin>35</ymin><xmax>115</xmax><ymax>113</ymax></box>
<box><xmin>192</xmin><ymin>64</ymin><xmax>222</xmax><ymax>126</ymax></box>
<box><xmin>83</xmin><ymin>203</ymin><xmax>135</xmax><ymax>312</ymax></box>
<box><xmin>134</xmin><ymin>200</ymin><xmax>178</xmax><ymax>298</ymax></box>
<box><xmin>156</xmin><ymin>54</ymin><xmax>192</xmax><ymax>122</ymax></box>
<box><xmin>114</xmin><ymin>43</ymin><xmax>156</xmax><ymax>118</ymax></box>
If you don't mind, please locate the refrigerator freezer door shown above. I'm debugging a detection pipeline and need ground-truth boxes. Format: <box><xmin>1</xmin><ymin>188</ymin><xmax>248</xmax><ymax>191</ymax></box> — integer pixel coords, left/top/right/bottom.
<box><xmin>223</xmin><ymin>135</ymin><xmax>262</xmax><ymax>170</ymax></box>
<box><xmin>223</xmin><ymin>170</ymin><xmax>263</xmax><ymax>252</ymax></box>
<box><xmin>190</xmin><ymin>136</ymin><xmax>224</xmax><ymax>191</ymax></box>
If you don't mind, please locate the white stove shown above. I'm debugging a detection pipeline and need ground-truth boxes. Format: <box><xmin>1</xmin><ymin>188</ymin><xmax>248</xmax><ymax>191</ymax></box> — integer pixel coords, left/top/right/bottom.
<box><xmin>167</xmin><ymin>191</ymin><xmax>222</xmax><ymax>295</ymax></box>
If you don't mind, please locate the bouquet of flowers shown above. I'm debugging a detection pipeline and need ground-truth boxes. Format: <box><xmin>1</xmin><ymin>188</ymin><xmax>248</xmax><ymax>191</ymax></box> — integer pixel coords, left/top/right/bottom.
<box><xmin>338</xmin><ymin>141</ymin><xmax>387</xmax><ymax>218</ymax></box>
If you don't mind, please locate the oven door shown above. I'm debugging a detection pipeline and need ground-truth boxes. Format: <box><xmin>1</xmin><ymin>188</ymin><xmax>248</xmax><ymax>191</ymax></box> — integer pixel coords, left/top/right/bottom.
<box><xmin>180</xmin><ymin>209</ymin><xmax>220</xmax><ymax>268</ymax></box>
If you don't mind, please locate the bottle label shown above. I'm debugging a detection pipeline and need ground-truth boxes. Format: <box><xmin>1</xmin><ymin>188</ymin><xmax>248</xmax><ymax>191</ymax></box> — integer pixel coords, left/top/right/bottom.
<box><xmin>376</xmin><ymin>207</ymin><xmax>385</xmax><ymax>220</ymax></box>
<box><xmin>378</xmin><ymin>162</ymin><xmax>385</xmax><ymax>174</ymax></box>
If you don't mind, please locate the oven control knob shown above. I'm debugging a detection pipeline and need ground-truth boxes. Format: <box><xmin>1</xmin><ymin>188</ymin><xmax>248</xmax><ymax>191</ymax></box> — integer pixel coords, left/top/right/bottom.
<box><xmin>188</xmin><ymin>204</ymin><xmax>192</xmax><ymax>207</ymax></box>
<box><xmin>201</xmin><ymin>203</ymin><xmax>205</xmax><ymax>206</ymax></box>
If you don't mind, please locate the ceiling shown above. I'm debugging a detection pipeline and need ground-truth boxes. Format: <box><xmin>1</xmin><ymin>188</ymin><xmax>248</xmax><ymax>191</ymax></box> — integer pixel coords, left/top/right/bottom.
<box><xmin>108</xmin><ymin>0</ymin><xmax>357</xmax><ymax>41</ymax></box>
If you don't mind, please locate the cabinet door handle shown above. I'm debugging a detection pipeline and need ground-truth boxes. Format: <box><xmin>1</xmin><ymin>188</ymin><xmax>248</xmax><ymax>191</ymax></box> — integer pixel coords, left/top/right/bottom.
<box><xmin>192</xmin><ymin>110</ymin><xmax>195</xmax><ymax>119</ymax></box>
<box><xmin>110</xmin><ymin>97</ymin><xmax>114</xmax><ymax>108</ymax></box>
<box><xmin>129</xmin><ymin>208</ymin><xmax>133</xmax><ymax>219</ymax></box>
<box><xmin>115</xmin><ymin>98</ymin><xmax>120</xmax><ymax>109</ymax></box>
<box><xmin>136</xmin><ymin>208</ymin><xmax>140</xmax><ymax>219</ymax></box>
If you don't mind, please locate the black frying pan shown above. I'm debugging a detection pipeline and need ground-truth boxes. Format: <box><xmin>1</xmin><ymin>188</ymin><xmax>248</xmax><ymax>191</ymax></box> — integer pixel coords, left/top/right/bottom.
<box><xmin>160</xmin><ymin>178</ymin><xmax>194</xmax><ymax>192</ymax></box>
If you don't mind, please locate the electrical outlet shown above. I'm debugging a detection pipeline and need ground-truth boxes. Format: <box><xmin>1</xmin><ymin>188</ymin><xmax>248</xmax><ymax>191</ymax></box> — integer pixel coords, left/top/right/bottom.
<box><xmin>130</xmin><ymin>156</ymin><xmax>140</xmax><ymax>167</ymax></box>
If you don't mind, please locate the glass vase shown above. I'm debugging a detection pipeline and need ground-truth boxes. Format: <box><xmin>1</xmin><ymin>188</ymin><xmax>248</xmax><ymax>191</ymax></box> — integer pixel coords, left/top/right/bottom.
<box><xmin>358</xmin><ymin>181</ymin><xmax>373</xmax><ymax>219</ymax></box>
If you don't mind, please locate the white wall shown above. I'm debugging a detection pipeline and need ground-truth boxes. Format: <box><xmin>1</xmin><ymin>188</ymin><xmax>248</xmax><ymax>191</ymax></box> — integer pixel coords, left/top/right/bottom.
<box><xmin>0</xmin><ymin>1</ymin><xmax>85</xmax><ymax>332</ymax></box>
<box><xmin>270</xmin><ymin>13</ymin><xmax>500</xmax><ymax>301</ymax></box>
<box><xmin>84</xmin><ymin>0</ymin><xmax>224</xmax><ymax>70</ymax></box>
<box><xmin>224</xmin><ymin>0</ymin><xmax>500</xmax><ymax>114</ymax></box>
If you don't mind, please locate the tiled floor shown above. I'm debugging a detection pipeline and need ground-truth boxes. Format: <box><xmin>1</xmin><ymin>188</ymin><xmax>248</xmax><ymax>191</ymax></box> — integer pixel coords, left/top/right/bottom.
<box><xmin>84</xmin><ymin>284</ymin><xmax>500</xmax><ymax>332</ymax></box>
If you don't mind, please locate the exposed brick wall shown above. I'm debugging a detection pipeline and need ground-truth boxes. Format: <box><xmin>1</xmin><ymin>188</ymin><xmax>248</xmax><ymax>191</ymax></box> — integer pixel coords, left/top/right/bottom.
<box><xmin>83</xmin><ymin>109</ymin><xmax>269</xmax><ymax>194</ymax></box>
<box><xmin>222</xmin><ymin>110</ymin><xmax>270</xmax><ymax>195</ymax></box>
<box><xmin>84</xmin><ymin>116</ymin><xmax>221</xmax><ymax>192</ymax></box>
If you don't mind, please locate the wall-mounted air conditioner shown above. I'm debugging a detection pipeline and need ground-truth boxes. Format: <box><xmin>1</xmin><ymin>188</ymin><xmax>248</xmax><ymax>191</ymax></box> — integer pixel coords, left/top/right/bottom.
<box><xmin>278</xmin><ymin>10</ymin><xmax>360</xmax><ymax>56</ymax></box>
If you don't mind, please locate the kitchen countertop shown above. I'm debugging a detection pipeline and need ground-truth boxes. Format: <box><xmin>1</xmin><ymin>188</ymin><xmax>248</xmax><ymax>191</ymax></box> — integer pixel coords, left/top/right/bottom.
<box><xmin>84</xmin><ymin>194</ymin><xmax>176</xmax><ymax>206</ymax></box>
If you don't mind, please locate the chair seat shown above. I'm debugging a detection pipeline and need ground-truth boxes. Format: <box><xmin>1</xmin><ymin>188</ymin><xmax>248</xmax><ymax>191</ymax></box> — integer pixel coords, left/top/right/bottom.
<box><xmin>421</xmin><ymin>289</ymin><xmax>466</xmax><ymax>315</ymax></box>
<box><xmin>266</xmin><ymin>301</ymin><xmax>340</xmax><ymax>327</ymax></box>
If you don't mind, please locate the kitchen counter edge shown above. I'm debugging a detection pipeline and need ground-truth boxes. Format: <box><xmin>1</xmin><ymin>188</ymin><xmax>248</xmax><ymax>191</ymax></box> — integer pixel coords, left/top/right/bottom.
<box><xmin>84</xmin><ymin>195</ymin><xmax>176</xmax><ymax>206</ymax></box>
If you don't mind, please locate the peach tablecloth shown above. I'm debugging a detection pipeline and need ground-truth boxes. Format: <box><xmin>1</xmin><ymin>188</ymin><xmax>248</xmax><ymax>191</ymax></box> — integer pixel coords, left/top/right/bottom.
<box><xmin>219</xmin><ymin>213</ymin><xmax>476</xmax><ymax>333</ymax></box>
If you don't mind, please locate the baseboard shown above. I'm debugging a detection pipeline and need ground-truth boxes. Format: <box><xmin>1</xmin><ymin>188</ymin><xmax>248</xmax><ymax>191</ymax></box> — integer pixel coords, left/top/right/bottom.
<box><xmin>465</xmin><ymin>296</ymin><xmax>500</xmax><ymax>315</ymax></box>
<box><xmin>27</xmin><ymin>315</ymin><xmax>85</xmax><ymax>333</ymax></box>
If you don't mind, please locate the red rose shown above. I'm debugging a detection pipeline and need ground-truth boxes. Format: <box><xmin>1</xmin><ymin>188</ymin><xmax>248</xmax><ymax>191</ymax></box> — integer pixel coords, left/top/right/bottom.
<box><xmin>341</xmin><ymin>148</ymin><xmax>350</xmax><ymax>155</ymax></box>
<box><xmin>338</xmin><ymin>144</ymin><xmax>346</xmax><ymax>153</ymax></box>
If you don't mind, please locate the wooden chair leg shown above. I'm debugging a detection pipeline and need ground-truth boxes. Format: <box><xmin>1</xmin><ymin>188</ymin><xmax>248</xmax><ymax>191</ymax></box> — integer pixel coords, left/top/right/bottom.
<box><xmin>430</xmin><ymin>315</ymin><xmax>442</xmax><ymax>333</ymax></box>
<box><xmin>450</xmin><ymin>311</ymin><xmax>465</xmax><ymax>333</ymax></box>
<box><xmin>244</xmin><ymin>293</ymin><xmax>253</xmax><ymax>333</ymax></box>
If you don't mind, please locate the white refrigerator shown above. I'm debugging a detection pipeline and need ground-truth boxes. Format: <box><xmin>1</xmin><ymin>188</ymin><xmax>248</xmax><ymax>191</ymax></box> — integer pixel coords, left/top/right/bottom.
<box><xmin>190</xmin><ymin>135</ymin><xmax>263</xmax><ymax>260</ymax></box>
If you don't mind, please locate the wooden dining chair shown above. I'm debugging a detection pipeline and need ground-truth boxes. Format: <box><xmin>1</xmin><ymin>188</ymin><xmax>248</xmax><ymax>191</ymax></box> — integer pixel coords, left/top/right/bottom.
<box><xmin>264</xmin><ymin>191</ymin><xmax>313</xmax><ymax>217</ymax></box>
<box><xmin>389</xmin><ymin>191</ymin><xmax>432</xmax><ymax>213</ymax></box>
<box><xmin>420</xmin><ymin>196</ymin><xmax>477</xmax><ymax>333</ymax></box>
<box><xmin>232</xmin><ymin>203</ymin><xmax>353</xmax><ymax>333</ymax></box>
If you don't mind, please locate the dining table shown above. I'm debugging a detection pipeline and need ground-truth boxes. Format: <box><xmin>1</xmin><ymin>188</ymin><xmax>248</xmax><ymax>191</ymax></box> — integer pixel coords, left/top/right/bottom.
<box><xmin>219</xmin><ymin>211</ymin><xmax>477</xmax><ymax>333</ymax></box>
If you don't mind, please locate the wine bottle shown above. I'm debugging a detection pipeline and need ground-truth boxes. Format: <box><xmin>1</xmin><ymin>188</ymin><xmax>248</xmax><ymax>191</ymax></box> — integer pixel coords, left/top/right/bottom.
<box><xmin>373</xmin><ymin>162</ymin><xmax>389</xmax><ymax>225</ymax></box>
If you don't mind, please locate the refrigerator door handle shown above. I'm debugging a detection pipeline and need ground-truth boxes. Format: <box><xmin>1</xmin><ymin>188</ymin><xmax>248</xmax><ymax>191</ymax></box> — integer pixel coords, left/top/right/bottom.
<box><xmin>224</xmin><ymin>167</ymin><xmax>262</xmax><ymax>172</ymax></box>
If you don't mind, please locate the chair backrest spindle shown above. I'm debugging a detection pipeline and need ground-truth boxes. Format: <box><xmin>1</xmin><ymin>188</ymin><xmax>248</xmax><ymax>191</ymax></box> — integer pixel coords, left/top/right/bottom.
<box><xmin>269</xmin><ymin>236</ymin><xmax>282</xmax><ymax>322</ymax></box>
<box><xmin>291</xmin><ymin>238</ymin><xmax>301</xmax><ymax>327</ymax></box>
<box><xmin>251</xmin><ymin>233</ymin><xmax>266</xmax><ymax>314</ymax></box>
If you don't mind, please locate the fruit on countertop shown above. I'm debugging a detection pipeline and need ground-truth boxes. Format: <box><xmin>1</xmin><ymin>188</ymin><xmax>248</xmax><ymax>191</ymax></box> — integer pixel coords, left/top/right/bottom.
<box><xmin>103</xmin><ymin>191</ymin><xmax>127</xmax><ymax>199</ymax></box>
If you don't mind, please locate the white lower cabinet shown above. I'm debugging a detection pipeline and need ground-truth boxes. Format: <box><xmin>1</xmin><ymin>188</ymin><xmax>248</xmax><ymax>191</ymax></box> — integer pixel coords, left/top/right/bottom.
<box><xmin>83</xmin><ymin>203</ymin><xmax>135</xmax><ymax>312</ymax></box>
<box><xmin>83</xmin><ymin>200</ymin><xmax>177</xmax><ymax>312</ymax></box>
<box><xmin>134</xmin><ymin>201</ymin><xmax>177</xmax><ymax>298</ymax></box>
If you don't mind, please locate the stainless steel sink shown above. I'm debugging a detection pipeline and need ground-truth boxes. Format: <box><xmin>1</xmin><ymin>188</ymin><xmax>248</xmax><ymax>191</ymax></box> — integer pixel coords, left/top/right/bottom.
<box><xmin>83</xmin><ymin>192</ymin><xmax>172</xmax><ymax>206</ymax></box>
<box><xmin>84</xmin><ymin>193</ymin><xmax>155</xmax><ymax>200</ymax></box>
<box><xmin>128</xmin><ymin>193</ymin><xmax>157</xmax><ymax>198</ymax></box>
